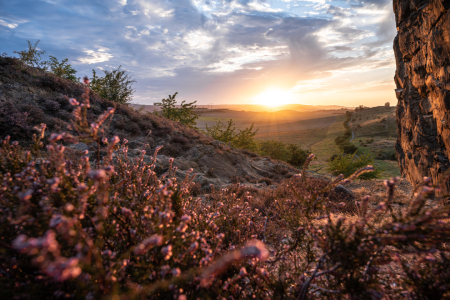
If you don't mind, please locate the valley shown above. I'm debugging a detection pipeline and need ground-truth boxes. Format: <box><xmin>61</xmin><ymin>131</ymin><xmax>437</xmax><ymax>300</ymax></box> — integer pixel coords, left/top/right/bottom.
<box><xmin>192</xmin><ymin>105</ymin><xmax>400</xmax><ymax>180</ymax></box>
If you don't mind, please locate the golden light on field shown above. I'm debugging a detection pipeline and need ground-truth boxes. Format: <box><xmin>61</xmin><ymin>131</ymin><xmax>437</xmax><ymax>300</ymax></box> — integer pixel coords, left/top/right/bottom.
<box><xmin>253</xmin><ymin>88</ymin><xmax>293</xmax><ymax>107</ymax></box>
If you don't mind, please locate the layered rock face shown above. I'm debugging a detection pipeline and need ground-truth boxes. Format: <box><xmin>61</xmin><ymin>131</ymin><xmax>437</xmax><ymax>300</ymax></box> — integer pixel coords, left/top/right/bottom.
<box><xmin>394</xmin><ymin>0</ymin><xmax>450</xmax><ymax>190</ymax></box>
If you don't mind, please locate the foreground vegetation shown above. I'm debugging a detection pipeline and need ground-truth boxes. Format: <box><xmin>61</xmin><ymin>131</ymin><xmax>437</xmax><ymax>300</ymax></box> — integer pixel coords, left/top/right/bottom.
<box><xmin>1</xmin><ymin>82</ymin><xmax>450</xmax><ymax>299</ymax></box>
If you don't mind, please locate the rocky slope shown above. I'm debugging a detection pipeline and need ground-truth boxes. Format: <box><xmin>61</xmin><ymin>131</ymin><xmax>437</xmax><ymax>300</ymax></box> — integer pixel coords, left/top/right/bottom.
<box><xmin>393</xmin><ymin>0</ymin><xmax>450</xmax><ymax>190</ymax></box>
<box><xmin>0</xmin><ymin>56</ymin><xmax>301</xmax><ymax>190</ymax></box>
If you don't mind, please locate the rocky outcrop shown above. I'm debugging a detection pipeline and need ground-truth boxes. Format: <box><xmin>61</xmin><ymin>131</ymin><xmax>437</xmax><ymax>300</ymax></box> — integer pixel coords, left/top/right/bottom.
<box><xmin>0</xmin><ymin>56</ymin><xmax>303</xmax><ymax>190</ymax></box>
<box><xmin>394</xmin><ymin>0</ymin><xmax>450</xmax><ymax>190</ymax></box>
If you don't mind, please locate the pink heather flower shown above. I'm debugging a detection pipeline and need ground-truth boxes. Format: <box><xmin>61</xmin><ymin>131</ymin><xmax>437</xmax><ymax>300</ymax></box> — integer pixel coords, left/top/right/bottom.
<box><xmin>111</xmin><ymin>136</ymin><xmax>120</xmax><ymax>144</ymax></box>
<box><xmin>18</xmin><ymin>189</ymin><xmax>33</xmax><ymax>202</ymax></box>
<box><xmin>46</xmin><ymin>257</ymin><xmax>81</xmax><ymax>282</ymax></box>
<box><xmin>49</xmin><ymin>133</ymin><xmax>63</xmax><ymax>142</ymax></box>
<box><xmin>121</xmin><ymin>207</ymin><xmax>133</xmax><ymax>217</ymax></box>
<box><xmin>239</xmin><ymin>240</ymin><xmax>269</xmax><ymax>261</ymax></box>
<box><xmin>180</xmin><ymin>215</ymin><xmax>191</xmax><ymax>222</ymax></box>
<box><xmin>176</xmin><ymin>223</ymin><xmax>188</xmax><ymax>233</ymax></box>
<box><xmin>103</xmin><ymin>165</ymin><xmax>114</xmax><ymax>172</ymax></box>
<box><xmin>134</xmin><ymin>234</ymin><xmax>164</xmax><ymax>255</ymax></box>
<box><xmin>83</xmin><ymin>76</ymin><xmax>89</xmax><ymax>85</ymax></box>
<box><xmin>12</xmin><ymin>235</ymin><xmax>29</xmax><ymax>252</ymax></box>
<box><xmin>49</xmin><ymin>215</ymin><xmax>64</xmax><ymax>228</ymax></box>
<box><xmin>160</xmin><ymin>265</ymin><xmax>170</xmax><ymax>276</ymax></box>
<box><xmin>171</xmin><ymin>268</ymin><xmax>181</xmax><ymax>277</ymax></box>
<box><xmin>88</xmin><ymin>169</ymin><xmax>107</xmax><ymax>181</ymax></box>
<box><xmin>162</xmin><ymin>245</ymin><xmax>173</xmax><ymax>260</ymax></box>
<box><xmin>69</xmin><ymin>98</ymin><xmax>80</xmax><ymax>106</ymax></box>
<box><xmin>190</xmin><ymin>242</ymin><xmax>199</xmax><ymax>252</ymax></box>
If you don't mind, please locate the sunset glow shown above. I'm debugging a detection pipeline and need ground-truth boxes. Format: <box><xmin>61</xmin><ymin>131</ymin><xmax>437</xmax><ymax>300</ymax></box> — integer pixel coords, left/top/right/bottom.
<box><xmin>253</xmin><ymin>89</ymin><xmax>293</xmax><ymax>107</ymax></box>
<box><xmin>0</xmin><ymin>0</ymin><xmax>398</xmax><ymax>107</ymax></box>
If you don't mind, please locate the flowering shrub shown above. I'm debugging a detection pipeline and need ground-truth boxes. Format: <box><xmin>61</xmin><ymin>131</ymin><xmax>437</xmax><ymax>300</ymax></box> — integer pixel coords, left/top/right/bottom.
<box><xmin>1</xmin><ymin>82</ymin><xmax>450</xmax><ymax>299</ymax></box>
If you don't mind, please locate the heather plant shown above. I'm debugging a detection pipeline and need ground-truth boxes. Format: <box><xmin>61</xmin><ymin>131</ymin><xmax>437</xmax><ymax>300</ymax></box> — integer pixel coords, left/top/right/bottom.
<box><xmin>153</xmin><ymin>92</ymin><xmax>199</xmax><ymax>129</ymax></box>
<box><xmin>1</xmin><ymin>87</ymin><xmax>450</xmax><ymax>299</ymax></box>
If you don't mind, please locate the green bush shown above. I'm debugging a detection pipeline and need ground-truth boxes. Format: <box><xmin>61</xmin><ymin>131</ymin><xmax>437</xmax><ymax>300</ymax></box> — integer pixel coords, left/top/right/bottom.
<box><xmin>13</xmin><ymin>40</ymin><xmax>48</xmax><ymax>70</ymax></box>
<box><xmin>48</xmin><ymin>55</ymin><xmax>78</xmax><ymax>82</ymax></box>
<box><xmin>90</xmin><ymin>66</ymin><xmax>136</xmax><ymax>104</ymax></box>
<box><xmin>328</xmin><ymin>153</ymin><xmax>380</xmax><ymax>179</ymax></box>
<box><xmin>258</xmin><ymin>140</ymin><xmax>287</xmax><ymax>160</ymax></box>
<box><xmin>334</xmin><ymin>111</ymin><xmax>358</xmax><ymax>153</ymax></box>
<box><xmin>258</xmin><ymin>140</ymin><xmax>311</xmax><ymax>167</ymax></box>
<box><xmin>286</xmin><ymin>144</ymin><xmax>310</xmax><ymax>167</ymax></box>
<box><xmin>153</xmin><ymin>92</ymin><xmax>199</xmax><ymax>129</ymax></box>
<box><xmin>206</xmin><ymin>119</ymin><xmax>258</xmax><ymax>151</ymax></box>
<box><xmin>342</xmin><ymin>144</ymin><xmax>358</xmax><ymax>154</ymax></box>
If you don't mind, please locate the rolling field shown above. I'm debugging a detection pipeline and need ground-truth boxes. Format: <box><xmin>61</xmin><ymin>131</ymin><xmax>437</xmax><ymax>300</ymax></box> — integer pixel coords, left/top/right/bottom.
<box><xmin>195</xmin><ymin>109</ymin><xmax>341</xmax><ymax>132</ymax></box>
<box><xmin>307</xmin><ymin>106</ymin><xmax>400</xmax><ymax>179</ymax></box>
<box><xmin>254</xmin><ymin>127</ymin><xmax>329</xmax><ymax>150</ymax></box>
<box><xmin>194</xmin><ymin>105</ymin><xmax>400</xmax><ymax>179</ymax></box>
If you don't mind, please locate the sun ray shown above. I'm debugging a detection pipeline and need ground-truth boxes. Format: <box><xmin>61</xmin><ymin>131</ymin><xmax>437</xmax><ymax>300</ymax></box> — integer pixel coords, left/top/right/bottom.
<box><xmin>253</xmin><ymin>88</ymin><xmax>293</xmax><ymax>107</ymax></box>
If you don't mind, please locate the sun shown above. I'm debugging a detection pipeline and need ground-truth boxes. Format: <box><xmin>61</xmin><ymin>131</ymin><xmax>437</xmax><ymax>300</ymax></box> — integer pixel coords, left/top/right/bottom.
<box><xmin>253</xmin><ymin>88</ymin><xmax>293</xmax><ymax>107</ymax></box>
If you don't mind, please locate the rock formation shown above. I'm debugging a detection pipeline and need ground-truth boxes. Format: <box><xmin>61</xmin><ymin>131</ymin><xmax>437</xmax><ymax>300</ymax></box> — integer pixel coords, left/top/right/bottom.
<box><xmin>394</xmin><ymin>0</ymin><xmax>450</xmax><ymax>190</ymax></box>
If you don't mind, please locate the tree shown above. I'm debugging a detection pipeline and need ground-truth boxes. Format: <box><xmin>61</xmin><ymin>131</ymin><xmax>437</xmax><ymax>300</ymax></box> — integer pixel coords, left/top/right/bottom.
<box><xmin>13</xmin><ymin>40</ymin><xmax>48</xmax><ymax>70</ymax></box>
<box><xmin>153</xmin><ymin>92</ymin><xmax>199</xmax><ymax>128</ymax></box>
<box><xmin>48</xmin><ymin>55</ymin><xmax>78</xmax><ymax>82</ymax></box>
<box><xmin>90</xmin><ymin>66</ymin><xmax>136</xmax><ymax>104</ymax></box>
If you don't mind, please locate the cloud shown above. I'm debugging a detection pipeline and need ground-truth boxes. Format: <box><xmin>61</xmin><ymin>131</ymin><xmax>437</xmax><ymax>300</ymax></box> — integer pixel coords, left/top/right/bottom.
<box><xmin>0</xmin><ymin>18</ymin><xmax>19</xmax><ymax>29</ymax></box>
<box><xmin>0</xmin><ymin>0</ymin><xmax>397</xmax><ymax>106</ymax></box>
<box><xmin>78</xmin><ymin>48</ymin><xmax>113</xmax><ymax>64</ymax></box>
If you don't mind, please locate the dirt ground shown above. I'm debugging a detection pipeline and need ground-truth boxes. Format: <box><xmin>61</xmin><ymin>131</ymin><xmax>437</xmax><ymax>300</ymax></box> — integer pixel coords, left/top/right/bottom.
<box><xmin>346</xmin><ymin>178</ymin><xmax>413</xmax><ymax>205</ymax></box>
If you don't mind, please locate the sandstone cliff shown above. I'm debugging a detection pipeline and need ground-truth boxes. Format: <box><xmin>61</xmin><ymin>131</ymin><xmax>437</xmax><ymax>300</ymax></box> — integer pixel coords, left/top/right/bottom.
<box><xmin>394</xmin><ymin>0</ymin><xmax>450</xmax><ymax>190</ymax></box>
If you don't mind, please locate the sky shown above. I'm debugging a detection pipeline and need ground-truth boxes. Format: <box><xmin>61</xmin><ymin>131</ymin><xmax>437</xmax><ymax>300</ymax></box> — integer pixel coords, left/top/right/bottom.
<box><xmin>0</xmin><ymin>0</ymin><xmax>397</xmax><ymax>107</ymax></box>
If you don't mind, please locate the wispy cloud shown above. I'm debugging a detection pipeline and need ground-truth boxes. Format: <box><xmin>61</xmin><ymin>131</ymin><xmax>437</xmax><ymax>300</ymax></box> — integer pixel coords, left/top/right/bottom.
<box><xmin>0</xmin><ymin>0</ymin><xmax>397</xmax><ymax>106</ymax></box>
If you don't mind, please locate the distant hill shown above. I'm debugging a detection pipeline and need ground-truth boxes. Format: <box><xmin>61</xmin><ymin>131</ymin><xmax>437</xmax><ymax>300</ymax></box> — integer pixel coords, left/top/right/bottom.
<box><xmin>132</xmin><ymin>103</ymin><xmax>354</xmax><ymax>113</ymax></box>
